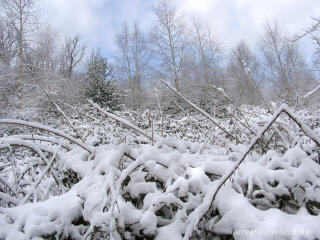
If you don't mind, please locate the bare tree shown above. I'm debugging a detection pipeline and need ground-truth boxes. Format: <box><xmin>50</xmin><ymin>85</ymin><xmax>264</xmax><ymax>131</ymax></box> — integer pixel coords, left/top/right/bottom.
<box><xmin>293</xmin><ymin>16</ymin><xmax>320</xmax><ymax>73</ymax></box>
<box><xmin>260</xmin><ymin>22</ymin><xmax>313</xmax><ymax>104</ymax></box>
<box><xmin>260</xmin><ymin>22</ymin><xmax>291</xmax><ymax>101</ymax></box>
<box><xmin>21</xmin><ymin>26</ymin><xmax>60</xmax><ymax>108</ymax></box>
<box><xmin>0</xmin><ymin>20</ymin><xmax>16</xmax><ymax>65</ymax></box>
<box><xmin>290</xmin><ymin>16</ymin><xmax>320</xmax><ymax>105</ymax></box>
<box><xmin>0</xmin><ymin>20</ymin><xmax>16</xmax><ymax>108</ymax></box>
<box><xmin>309</xmin><ymin>17</ymin><xmax>320</xmax><ymax>73</ymax></box>
<box><xmin>227</xmin><ymin>41</ymin><xmax>262</xmax><ymax>105</ymax></box>
<box><xmin>150</xmin><ymin>0</ymin><xmax>186</xmax><ymax>91</ymax></box>
<box><xmin>61</xmin><ymin>34</ymin><xmax>86</xmax><ymax>78</ymax></box>
<box><xmin>116</xmin><ymin>22</ymin><xmax>150</xmax><ymax>109</ymax></box>
<box><xmin>191</xmin><ymin>18</ymin><xmax>222</xmax><ymax>86</ymax></box>
<box><xmin>32</xmin><ymin>26</ymin><xmax>58</xmax><ymax>71</ymax></box>
<box><xmin>1</xmin><ymin>0</ymin><xmax>37</xmax><ymax>108</ymax></box>
<box><xmin>170</xmin><ymin>18</ymin><xmax>224</xmax><ymax>114</ymax></box>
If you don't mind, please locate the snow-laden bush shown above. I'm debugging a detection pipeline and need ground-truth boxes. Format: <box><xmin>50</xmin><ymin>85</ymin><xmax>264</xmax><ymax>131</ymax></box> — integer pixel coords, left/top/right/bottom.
<box><xmin>0</xmin><ymin>104</ymin><xmax>320</xmax><ymax>239</ymax></box>
<box><xmin>1</xmin><ymin>141</ymin><xmax>319</xmax><ymax>239</ymax></box>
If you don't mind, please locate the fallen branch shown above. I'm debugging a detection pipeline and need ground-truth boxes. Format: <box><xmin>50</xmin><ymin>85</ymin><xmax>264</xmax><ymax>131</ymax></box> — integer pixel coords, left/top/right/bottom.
<box><xmin>26</xmin><ymin>65</ymin><xmax>86</xmax><ymax>142</ymax></box>
<box><xmin>7</xmin><ymin>135</ymin><xmax>71</xmax><ymax>150</ymax></box>
<box><xmin>208</xmin><ymin>85</ymin><xmax>255</xmax><ymax>137</ymax></box>
<box><xmin>1</xmin><ymin>138</ymin><xmax>49</xmax><ymax>162</ymax></box>
<box><xmin>88</xmin><ymin>100</ymin><xmax>156</xmax><ymax>142</ymax></box>
<box><xmin>0</xmin><ymin>119</ymin><xmax>94</xmax><ymax>154</ymax></box>
<box><xmin>209</xmin><ymin>84</ymin><xmax>234</xmax><ymax>104</ymax></box>
<box><xmin>210</xmin><ymin>107</ymin><xmax>285</xmax><ymax>204</ymax></box>
<box><xmin>302</xmin><ymin>84</ymin><xmax>320</xmax><ymax>99</ymax></box>
<box><xmin>173</xmin><ymin>101</ymin><xmax>215</xmax><ymax>146</ymax></box>
<box><xmin>282</xmin><ymin>108</ymin><xmax>320</xmax><ymax>147</ymax></box>
<box><xmin>161</xmin><ymin>80</ymin><xmax>241</xmax><ymax>143</ymax></box>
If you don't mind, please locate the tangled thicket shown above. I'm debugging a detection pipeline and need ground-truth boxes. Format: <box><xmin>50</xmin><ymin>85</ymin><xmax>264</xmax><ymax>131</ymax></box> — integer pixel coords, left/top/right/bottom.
<box><xmin>0</xmin><ymin>95</ymin><xmax>320</xmax><ymax>239</ymax></box>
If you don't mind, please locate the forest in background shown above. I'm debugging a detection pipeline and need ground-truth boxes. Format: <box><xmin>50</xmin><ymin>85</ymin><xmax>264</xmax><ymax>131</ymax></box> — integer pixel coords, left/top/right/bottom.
<box><xmin>0</xmin><ymin>0</ymin><xmax>319</xmax><ymax>117</ymax></box>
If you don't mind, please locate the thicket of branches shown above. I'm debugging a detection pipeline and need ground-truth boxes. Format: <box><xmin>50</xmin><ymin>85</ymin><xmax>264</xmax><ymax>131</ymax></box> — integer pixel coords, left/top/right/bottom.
<box><xmin>0</xmin><ymin>0</ymin><xmax>319</xmax><ymax>117</ymax></box>
<box><xmin>0</xmin><ymin>90</ymin><xmax>320</xmax><ymax>239</ymax></box>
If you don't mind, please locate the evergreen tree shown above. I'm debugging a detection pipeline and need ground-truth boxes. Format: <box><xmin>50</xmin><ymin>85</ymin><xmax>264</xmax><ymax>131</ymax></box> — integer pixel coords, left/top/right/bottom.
<box><xmin>85</xmin><ymin>50</ymin><xmax>123</xmax><ymax>110</ymax></box>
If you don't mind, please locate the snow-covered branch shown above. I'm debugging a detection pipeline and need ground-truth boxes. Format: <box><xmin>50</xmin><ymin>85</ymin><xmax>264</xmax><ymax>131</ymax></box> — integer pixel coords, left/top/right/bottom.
<box><xmin>0</xmin><ymin>119</ymin><xmax>94</xmax><ymax>154</ymax></box>
<box><xmin>88</xmin><ymin>100</ymin><xmax>157</xmax><ymax>142</ymax></box>
<box><xmin>161</xmin><ymin>80</ymin><xmax>241</xmax><ymax>143</ymax></box>
<box><xmin>7</xmin><ymin>134</ymin><xmax>71</xmax><ymax>150</ymax></box>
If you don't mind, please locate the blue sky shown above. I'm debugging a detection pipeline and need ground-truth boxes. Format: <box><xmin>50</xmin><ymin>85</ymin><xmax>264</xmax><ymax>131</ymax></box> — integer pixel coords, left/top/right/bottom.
<box><xmin>41</xmin><ymin>0</ymin><xmax>320</xmax><ymax>63</ymax></box>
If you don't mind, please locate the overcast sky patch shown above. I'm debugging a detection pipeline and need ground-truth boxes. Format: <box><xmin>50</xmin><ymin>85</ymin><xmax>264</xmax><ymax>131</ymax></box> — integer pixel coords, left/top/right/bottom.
<box><xmin>41</xmin><ymin>0</ymin><xmax>320</xmax><ymax>62</ymax></box>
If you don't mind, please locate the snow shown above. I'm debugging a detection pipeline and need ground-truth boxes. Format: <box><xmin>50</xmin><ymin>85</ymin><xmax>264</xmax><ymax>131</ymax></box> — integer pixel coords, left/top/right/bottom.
<box><xmin>0</xmin><ymin>103</ymin><xmax>320</xmax><ymax>239</ymax></box>
<box><xmin>139</xmin><ymin>210</ymin><xmax>157</xmax><ymax>235</ymax></box>
<box><xmin>0</xmin><ymin>191</ymin><xmax>83</xmax><ymax>239</ymax></box>
<box><xmin>213</xmin><ymin>186</ymin><xmax>320</xmax><ymax>240</ymax></box>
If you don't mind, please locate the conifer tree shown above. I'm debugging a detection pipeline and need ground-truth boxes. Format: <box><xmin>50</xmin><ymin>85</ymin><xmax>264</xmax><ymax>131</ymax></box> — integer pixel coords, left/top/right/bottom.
<box><xmin>85</xmin><ymin>50</ymin><xmax>123</xmax><ymax>110</ymax></box>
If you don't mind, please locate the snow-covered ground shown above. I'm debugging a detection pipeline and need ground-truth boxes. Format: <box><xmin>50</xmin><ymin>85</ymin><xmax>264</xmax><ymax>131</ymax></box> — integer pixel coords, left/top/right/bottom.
<box><xmin>0</xmin><ymin>103</ymin><xmax>320</xmax><ymax>239</ymax></box>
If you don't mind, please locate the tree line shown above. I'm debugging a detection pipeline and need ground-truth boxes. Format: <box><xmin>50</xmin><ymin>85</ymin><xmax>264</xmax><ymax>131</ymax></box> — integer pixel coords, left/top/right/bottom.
<box><xmin>0</xmin><ymin>0</ymin><xmax>319</xmax><ymax>115</ymax></box>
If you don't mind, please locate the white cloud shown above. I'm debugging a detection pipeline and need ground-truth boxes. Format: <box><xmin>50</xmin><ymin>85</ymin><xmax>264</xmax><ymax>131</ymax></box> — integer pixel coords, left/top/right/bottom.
<box><xmin>41</xmin><ymin>0</ymin><xmax>109</xmax><ymax>47</ymax></box>
<box><xmin>175</xmin><ymin>0</ymin><xmax>320</xmax><ymax>61</ymax></box>
<box><xmin>41</xmin><ymin>0</ymin><xmax>155</xmax><ymax>56</ymax></box>
<box><xmin>40</xmin><ymin>0</ymin><xmax>320</xmax><ymax>62</ymax></box>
